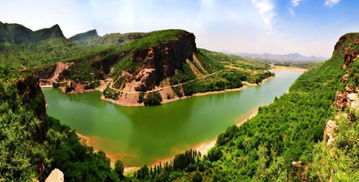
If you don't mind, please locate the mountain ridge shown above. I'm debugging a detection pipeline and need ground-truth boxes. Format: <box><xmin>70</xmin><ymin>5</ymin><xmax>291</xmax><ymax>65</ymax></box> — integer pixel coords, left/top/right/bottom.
<box><xmin>0</xmin><ymin>21</ymin><xmax>65</xmax><ymax>44</ymax></box>
<box><xmin>238</xmin><ymin>52</ymin><xmax>327</xmax><ymax>62</ymax></box>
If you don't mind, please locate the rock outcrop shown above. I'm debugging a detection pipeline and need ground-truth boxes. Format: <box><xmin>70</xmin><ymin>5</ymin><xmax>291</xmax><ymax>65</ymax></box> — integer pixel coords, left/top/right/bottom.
<box><xmin>120</xmin><ymin>31</ymin><xmax>196</xmax><ymax>92</ymax></box>
<box><xmin>45</xmin><ymin>169</ymin><xmax>64</xmax><ymax>182</ymax></box>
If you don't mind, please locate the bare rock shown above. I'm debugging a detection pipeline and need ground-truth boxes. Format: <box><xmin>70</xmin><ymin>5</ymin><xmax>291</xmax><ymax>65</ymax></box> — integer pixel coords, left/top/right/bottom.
<box><xmin>45</xmin><ymin>168</ymin><xmax>64</xmax><ymax>182</ymax></box>
<box><xmin>335</xmin><ymin>91</ymin><xmax>348</xmax><ymax>110</ymax></box>
<box><xmin>347</xmin><ymin>93</ymin><xmax>358</xmax><ymax>101</ymax></box>
<box><xmin>324</xmin><ymin>120</ymin><xmax>337</xmax><ymax>147</ymax></box>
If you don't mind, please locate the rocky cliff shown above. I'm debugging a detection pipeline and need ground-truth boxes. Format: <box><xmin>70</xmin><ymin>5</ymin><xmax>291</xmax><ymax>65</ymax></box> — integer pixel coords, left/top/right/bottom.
<box><xmin>118</xmin><ymin>31</ymin><xmax>196</xmax><ymax>91</ymax></box>
<box><xmin>16</xmin><ymin>75</ymin><xmax>48</xmax><ymax>142</ymax></box>
<box><xmin>40</xmin><ymin>30</ymin><xmax>198</xmax><ymax>93</ymax></box>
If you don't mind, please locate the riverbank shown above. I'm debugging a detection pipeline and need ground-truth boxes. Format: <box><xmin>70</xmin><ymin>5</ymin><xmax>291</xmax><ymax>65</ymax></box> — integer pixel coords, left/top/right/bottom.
<box><xmin>50</xmin><ymin>68</ymin><xmax>300</xmax><ymax>175</ymax></box>
<box><xmin>76</xmin><ymin>108</ymin><xmax>260</xmax><ymax>175</ymax></box>
<box><xmin>98</xmin><ymin>74</ymin><xmax>276</xmax><ymax>107</ymax></box>
<box><xmin>271</xmin><ymin>65</ymin><xmax>308</xmax><ymax>72</ymax></box>
<box><xmin>42</xmin><ymin>72</ymin><xmax>274</xmax><ymax>108</ymax></box>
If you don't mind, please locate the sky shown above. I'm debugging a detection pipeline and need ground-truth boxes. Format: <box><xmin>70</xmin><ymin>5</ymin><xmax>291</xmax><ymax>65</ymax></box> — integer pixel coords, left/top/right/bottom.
<box><xmin>0</xmin><ymin>0</ymin><xmax>358</xmax><ymax>57</ymax></box>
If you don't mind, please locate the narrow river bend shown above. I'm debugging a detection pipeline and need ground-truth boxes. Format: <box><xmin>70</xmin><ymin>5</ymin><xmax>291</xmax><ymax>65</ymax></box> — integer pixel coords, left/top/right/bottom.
<box><xmin>42</xmin><ymin>70</ymin><xmax>302</xmax><ymax>166</ymax></box>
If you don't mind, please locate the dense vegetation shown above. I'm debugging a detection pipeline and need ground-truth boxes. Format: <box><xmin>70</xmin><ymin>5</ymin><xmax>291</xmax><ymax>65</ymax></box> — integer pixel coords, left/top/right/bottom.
<box><xmin>128</xmin><ymin>34</ymin><xmax>358</xmax><ymax>181</ymax></box>
<box><xmin>0</xmin><ymin>72</ymin><xmax>124</xmax><ymax>181</ymax></box>
<box><xmin>169</xmin><ymin>49</ymin><xmax>273</xmax><ymax>97</ymax></box>
<box><xmin>2</xmin><ymin>21</ymin><xmax>357</xmax><ymax>181</ymax></box>
<box><xmin>143</xmin><ymin>91</ymin><xmax>163</xmax><ymax>106</ymax></box>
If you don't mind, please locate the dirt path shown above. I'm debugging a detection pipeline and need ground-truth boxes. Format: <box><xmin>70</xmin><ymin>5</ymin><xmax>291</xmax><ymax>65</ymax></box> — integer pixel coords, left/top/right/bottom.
<box><xmin>109</xmin><ymin>69</ymin><xmax>223</xmax><ymax>94</ymax></box>
<box><xmin>49</xmin><ymin>62</ymin><xmax>73</xmax><ymax>82</ymax></box>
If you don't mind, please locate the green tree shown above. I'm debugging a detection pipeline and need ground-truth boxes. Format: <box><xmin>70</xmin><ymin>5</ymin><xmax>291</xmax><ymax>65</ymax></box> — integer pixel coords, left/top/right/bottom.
<box><xmin>208</xmin><ymin>147</ymin><xmax>222</xmax><ymax>162</ymax></box>
<box><xmin>192</xmin><ymin>172</ymin><xmax>202</xmax><ymax>182</ymax></box>
<box><xmin>137</xmin><ymin>165</ymin><xmax>149</xmax><ymax>179</ymax></box>
<box><xmin>114</xmin><ymin>160</ymin><xmax>124</xmax><ymax>179</ymax></box>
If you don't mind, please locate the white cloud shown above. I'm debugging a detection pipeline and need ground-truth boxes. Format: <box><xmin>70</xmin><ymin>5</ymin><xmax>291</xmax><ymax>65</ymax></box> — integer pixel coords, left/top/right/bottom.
<box><xmin>325</xmin><ymin>0</ymin><xmax>341</xmax><ymax>7</ymax></box>
<box><xmin>289</xmin><ymin>0</ymin><xmax>302</xmax><ymax>15</ymax></box>
<box><xmin>291</xmin><ymin>0</ymin><xmax>302</xmax><ymax>7</ymax></box>
<box><xmin>0</xmin><ymin>0</ymin><xmax>336</xmax><ymax>57</ymax></box>
<box><xmin>251</xmin><ymin>0</ymin><xmax>276</xmax><ymax>29</ymax></box>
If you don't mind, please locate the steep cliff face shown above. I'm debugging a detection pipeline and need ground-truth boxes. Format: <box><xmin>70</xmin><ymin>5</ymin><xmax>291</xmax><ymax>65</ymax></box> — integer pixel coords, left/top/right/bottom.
<box><xmin>41</xmin><ymin>30</ymin><xmax>198</xmax><ymax>93</ymax></box>
<box><xmin>16</xmin><ymin>75</ymin><xmax>48</xmax><ymax>142</ymax></box>
<box><xmin>120</xmin><ymin>31</ymin><xmax>196</xmax><ymax>91</ymax></box>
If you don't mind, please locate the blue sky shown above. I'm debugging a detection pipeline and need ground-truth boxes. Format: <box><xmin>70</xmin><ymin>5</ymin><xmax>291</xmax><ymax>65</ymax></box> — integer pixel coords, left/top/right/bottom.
<box><xmin>0</xmin><ymin>0</ymin><xmax>358</xmax><ymax>57</ymax></box>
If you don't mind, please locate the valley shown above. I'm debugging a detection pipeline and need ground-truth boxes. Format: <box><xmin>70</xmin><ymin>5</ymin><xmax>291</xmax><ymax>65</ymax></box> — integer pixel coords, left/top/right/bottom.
<box><xmin>42</xmin><ymin>69</ymin><xmax>302</xmax><ymax>167</ymax></box>
<box><xmin>0</xmin><ymin>19</ymin><xmax>358</xmax><ymax>182</ymax></box>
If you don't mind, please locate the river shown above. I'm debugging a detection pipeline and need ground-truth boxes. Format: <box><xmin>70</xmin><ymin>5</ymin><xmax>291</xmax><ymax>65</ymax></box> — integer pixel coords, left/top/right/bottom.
<box><xmin>42</xmin><ymin>70</ymin><xmax>302</xmax><ymax>166</ymax></box>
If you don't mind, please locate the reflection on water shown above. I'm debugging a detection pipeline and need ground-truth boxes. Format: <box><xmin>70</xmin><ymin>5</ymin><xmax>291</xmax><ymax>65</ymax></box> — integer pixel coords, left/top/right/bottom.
<box><xmin>42</xmin><ymin>70</ymin><xmax>302</xmax><ymax>165</ymax></box>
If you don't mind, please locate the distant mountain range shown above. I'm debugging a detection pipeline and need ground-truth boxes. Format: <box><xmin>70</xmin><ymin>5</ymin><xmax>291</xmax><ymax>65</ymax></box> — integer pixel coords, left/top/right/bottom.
<box><xmin>237</xmin><ymin>53</ymin><xmax>328</xmax><ymax>62</ymax></box>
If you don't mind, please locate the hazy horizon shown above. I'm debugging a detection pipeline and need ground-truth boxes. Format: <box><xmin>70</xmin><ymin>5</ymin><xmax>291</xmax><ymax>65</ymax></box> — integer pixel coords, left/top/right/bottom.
<box><xmin>0</xmin><ymin>0</ymin><xmax>358</xmax><ymax>57</ymax></box>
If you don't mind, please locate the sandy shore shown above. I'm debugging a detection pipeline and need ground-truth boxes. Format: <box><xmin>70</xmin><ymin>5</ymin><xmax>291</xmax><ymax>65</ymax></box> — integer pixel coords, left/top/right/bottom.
<box><xmin>76</xmin><ymin>107</ymin><xmax>260</xmax><ymax>175</ymax></box>
<box><xmin>271</xmin><ymin>65</ymin><xmax>308</xmax><ymax>72</ymax></box>
<box><xmin>128</xmin><ymin>108</ymin><xmax>259</xmax><ymax>173</ymax></box>
<box><xmin>40</xmin><ymin>85</ymin><xmax>53</xmax><ymax>88</ymax></box>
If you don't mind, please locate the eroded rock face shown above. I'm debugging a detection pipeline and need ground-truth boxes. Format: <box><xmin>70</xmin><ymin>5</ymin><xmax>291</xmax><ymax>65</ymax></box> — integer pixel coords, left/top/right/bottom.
<box><xmin>343</xmin><ymin>50</ymin><xmax>359</xmax><ymax>69</ymax></box>
<box><xmin>335</xmin><ymin>91</ymin><xmax>348</xmax><ymax>110</ymax></box>
<box><xmin>125</xmin><ymin>32</ymin><xmax>196</xmax><ymax>91</ymax></box>
<box><xmin>45</xmin><ymin>169</ymin><xmax>64</xmax><ymax>182</ymax></box>
<box><xmin>133</xmin><ymin>68</ymin><xmax>157</xmax><ymax>91</ymax></box>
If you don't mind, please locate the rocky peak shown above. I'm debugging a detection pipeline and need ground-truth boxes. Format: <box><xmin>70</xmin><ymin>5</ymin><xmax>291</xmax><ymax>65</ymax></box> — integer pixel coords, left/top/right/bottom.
<box><xmin>33</xmin><ymin>24</ymin><xmax>65</xmax><ymax>41</ymax></box>
<box><xmin>69</xmin><ymin>29</ymin><xmax>99</xmax><ymax>41</ymax></box>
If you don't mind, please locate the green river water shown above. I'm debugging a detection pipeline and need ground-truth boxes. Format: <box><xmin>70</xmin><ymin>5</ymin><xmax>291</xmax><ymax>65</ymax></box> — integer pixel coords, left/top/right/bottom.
<box><xmin>42</xmin><ymin>70</ymin><xmax>302</xmax><ymax>166</ymax></box>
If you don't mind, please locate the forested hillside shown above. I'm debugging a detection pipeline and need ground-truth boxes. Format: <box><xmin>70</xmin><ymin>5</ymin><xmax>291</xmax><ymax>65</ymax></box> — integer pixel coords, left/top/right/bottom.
<box><xmin>0</xmin><ymin>70</ymin><xmax>122</xmax><ymax>181</ymax></box>
<box><xmin>124</xmin><ymin>34</ymin><xmax>358</xmax><ymax>181</ymax></box>
<box><xmin>1</xmin><ymin>22</ymin><xmax>357</xmax><ymax>182</ymax></box>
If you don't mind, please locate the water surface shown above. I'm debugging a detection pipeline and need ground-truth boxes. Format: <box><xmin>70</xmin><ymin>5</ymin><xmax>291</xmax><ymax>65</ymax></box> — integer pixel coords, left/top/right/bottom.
<box><xmin>43</xmin><ymin>70</ymin><xmax>302</xmax><ymax>166</ymax></box>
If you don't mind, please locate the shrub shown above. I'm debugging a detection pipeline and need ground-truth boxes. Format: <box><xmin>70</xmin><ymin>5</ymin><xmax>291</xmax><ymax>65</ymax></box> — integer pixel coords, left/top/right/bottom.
<box><xmin>138</xmin><ymin>92</ymin><xmax>145</xmax><ymax>103</ymax></box>
<box><xmin>192</xmin><ymin>172</ymin><xmax>203</xmax><ymax>182</ymax></box>
<box><xmin>208</xmin><ymin>147</ymin><xmax>222</xmax><ymax>162</ymax></box>
<box><xmin>114</xmin><ymin>160</ymin><xmax>124</xmax><ymax>179</ymax></box>
<box><xmin>143</xmin><ymin>92</ymin><xmax>162</xmax><ymax>106</ymax></box>
<box><xmin>137</xmin><ymin>165</ymin><xmax>149</xmax><ymax>179</ymax></box>
<box><xmin>84</xmin><ymin>81</ymin><xmax>100</xmax><ymax>90</ymax></box>
<box><xmin>172</xmin><ymin>86</ymin><xmax>183</xmax><ymax>97</ymax></box>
